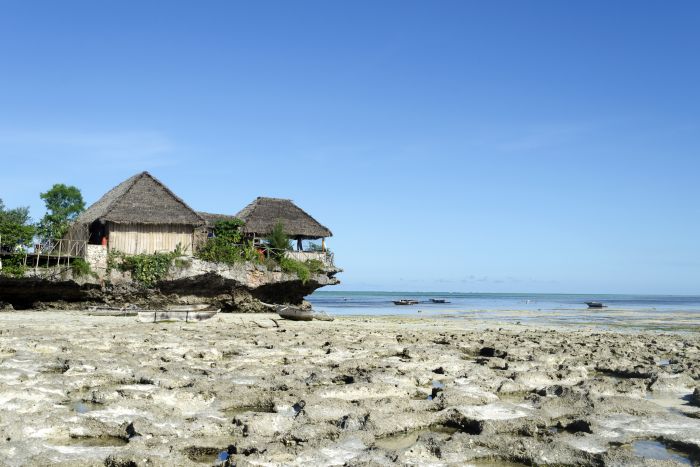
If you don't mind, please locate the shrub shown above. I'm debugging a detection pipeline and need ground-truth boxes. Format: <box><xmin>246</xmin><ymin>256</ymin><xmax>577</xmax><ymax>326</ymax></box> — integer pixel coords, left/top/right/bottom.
<box><xmin>213</xmin><ymin>219</ymin><xmax>245</xmax><ymax>243</ymax></box>
<box><xmin>108</xmin><ymin>250</ymin><xmax>180</xmax><ymax>287</ymax></box>
<box><xmin>121</xmin><ymin>252</ymin><xmax>178</xmax><ymax>286</ymax></box>
<box><xmin>266</xmin><ymin>222</ymin><xmax>290</xmax><ymax>260</ymax></box>
<box><xmin>279</xmin><ymin>257</ymin><xmax>310</xmax><ymax>284</ymax></box>
<box><xmin>263</xmin><ymin>257</ymin><xmax>278</xmax><ymax>271</ymax></box>
<box><xmin>173</xmin><ymin>257</ymin><xmax>191</xmax><ymax>269</ymax></box>
<box><xmin>196</xmin><ymin>238</ymin><xmax>262</xmax><ymax>265</ymax></box>
<box><xmin>305</xmin><ymin>259</ymin><xmax>324</xmax><ymax>274</ymax></box>
<box><xmin>196</xmin><ymin>237</ymin><xmax>242</xmax><ymax>264</ymax></box>
<box><xmin>0</xmin><ymin>254</ymin><xmax>27</xmax><ymax>278</ymax></box>
<box><xmin>70</xmin><ymin>258</ymin><xmax>91</xmax><ymax>277</ymax></box>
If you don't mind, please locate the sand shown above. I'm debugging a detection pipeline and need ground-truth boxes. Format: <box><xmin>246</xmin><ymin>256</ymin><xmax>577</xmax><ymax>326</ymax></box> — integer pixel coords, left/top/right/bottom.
<box><xmin>0</xmin><ymin>311</ymin><xmax>698</xmax><ymax>466</ymax></box>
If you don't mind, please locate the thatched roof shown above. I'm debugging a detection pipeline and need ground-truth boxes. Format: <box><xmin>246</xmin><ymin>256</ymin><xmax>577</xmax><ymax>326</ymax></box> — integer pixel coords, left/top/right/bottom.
<box><xmin>75</xmin><ymin>172</ymin><xmax>204</xmax><ymax>226</ymax></box>
<box><xmin>197</xmin><ymin>211</ymin><xmax>241</xmax><ymax>228</ymax></box>
<box><xmin>235</xmin><ymin>197</ymin><xmax>332</xmax><ymax>239</ymax></box>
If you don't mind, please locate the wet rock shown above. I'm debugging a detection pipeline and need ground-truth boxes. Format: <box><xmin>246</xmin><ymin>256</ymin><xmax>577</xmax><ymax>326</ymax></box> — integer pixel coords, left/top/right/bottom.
<box><xmin>690</xmin><ymin>387</ymin><xmax>700</xmax><ymax>407</ymax></box>
<box><xmin>649</xmin><ymin>373</ymin><xmax>696</xmax><ymax>393</ymax></box>
<box><xmin>537</xmin><ymin>384</ymin><xmax>566</xmax><ymax>397</ymax></box>
<box><xmin>441</xmin><ymin>409</ymin><xmax>483</xmax><ymax>435</ymax></box>
<box><xmin>104</xmin><ymin>456</ymin><xmax>138</xmax><ymax>467</ymax></box>
<box><xmin>563</xmin><ymin>419</ymin><xmax>592</xmax><ymax>433</ymax></box>
<box><xmin>479</xmin><ymin>347</ymin><xmax>507</xmax><ymax>358</ymax></box>
<box><xmin>595</xmin><ymin>364</ymin><xmax>654</xmax><ymax>379</ymax></box>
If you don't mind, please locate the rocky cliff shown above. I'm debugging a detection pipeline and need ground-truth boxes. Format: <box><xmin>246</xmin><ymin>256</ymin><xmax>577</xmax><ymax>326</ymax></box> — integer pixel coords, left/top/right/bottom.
<box><xmin>0</xmin><ymin>257</ymin><xmax>341</xmax><ymax>311</ymax></box>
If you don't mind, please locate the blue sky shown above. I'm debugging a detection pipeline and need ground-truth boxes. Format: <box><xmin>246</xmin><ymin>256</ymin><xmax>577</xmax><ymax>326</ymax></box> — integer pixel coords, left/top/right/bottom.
<box><xmin>1</xmin><ymin>1</ymin><xmax>699</xmax><ymax>294</ymax></box>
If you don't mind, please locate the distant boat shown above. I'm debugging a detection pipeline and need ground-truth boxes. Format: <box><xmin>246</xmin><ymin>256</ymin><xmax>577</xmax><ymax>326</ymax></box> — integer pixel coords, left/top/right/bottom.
<box><xmin>429</xmin><ymin>298</ymin><xmax>450</xmax><ymax>304</ymax></box>
<box><xmin>393</xmin><ymin>299</ymin><xmax>419</xmax><ymax>305</ymax></box>
<box><xmin>585</xmin><ymin>302</ymin><xmax>607</xmax><ymax>308</ymax></box>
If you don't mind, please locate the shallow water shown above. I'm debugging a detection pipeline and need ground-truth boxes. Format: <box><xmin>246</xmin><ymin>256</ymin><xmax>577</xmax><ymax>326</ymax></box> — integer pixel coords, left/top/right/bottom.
<box><xmin>222</xmin><ymin>405</ymin><xmax>275</xmax><ymax>417</ymax></box>
<box><xmin>58</xmin><ymin>436</ymin><xmax>128</xmax><ymax>447</ymax></box>
<box><xmin>309</xmin><ymin>292</ymin><xmax>700</xmax><ymax>331</ymax></box>
<box><xmin>374</xmin><ymin>426</ymin><xmax>458</xmax><ymax>450</ymax></box>
<box><xmin>632</xmin><ymin>440</ymin><xmax>692</xmax><ymax>465</ymax></box>
<box><xmin>73</xmin><ymin>401</ymin><xmax>103</xmax><ymax>414</ymax></box>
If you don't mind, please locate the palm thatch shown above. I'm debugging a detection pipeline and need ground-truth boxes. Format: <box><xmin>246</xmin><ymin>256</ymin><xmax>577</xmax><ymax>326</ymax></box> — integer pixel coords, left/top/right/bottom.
<box><xmin>74</xmin><ymin>172</ymin><xmax>204</xmax><ymax>226</ymax></box>
<box><xmin>236</xmin><ymin>197</ymin><xmax>332</xmax><ymax>239</ymax></box>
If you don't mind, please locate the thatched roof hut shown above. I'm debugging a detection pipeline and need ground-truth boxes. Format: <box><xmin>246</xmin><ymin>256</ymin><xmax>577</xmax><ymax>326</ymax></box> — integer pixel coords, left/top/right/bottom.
<box><xmin>235</xmin><ymin>197</ymin><xmax>332</xmax><ymax>240</ymax></box>
<box><xmin>68</xmin><ymin>172</ymin><xmax>204</xmax><ymax>255</ymax></box>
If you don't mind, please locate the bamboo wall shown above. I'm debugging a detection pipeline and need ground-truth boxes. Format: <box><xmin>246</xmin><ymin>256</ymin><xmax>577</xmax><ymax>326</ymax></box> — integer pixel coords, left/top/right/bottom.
<box><xmin>107</xmin><ymin>222</ymin><xmax>194</xmax><ymax>255</ymax></box>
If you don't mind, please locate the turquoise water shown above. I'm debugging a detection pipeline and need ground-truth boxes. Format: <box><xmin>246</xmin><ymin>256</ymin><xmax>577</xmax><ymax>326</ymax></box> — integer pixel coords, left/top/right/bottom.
<box><xmin>307</xmin><ymin>292</ymin><xmax>700</xmax><ymax>330</ymax></box>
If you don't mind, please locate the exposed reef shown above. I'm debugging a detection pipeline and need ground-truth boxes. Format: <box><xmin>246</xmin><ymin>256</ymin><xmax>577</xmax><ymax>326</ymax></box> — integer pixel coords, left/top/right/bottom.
<box><xmin>0</xmin><ymin>312</ymin><xmax>698</xmax><ymax>466</ymax></box>
<box><xmin>0</xmin><ymin>258</ymin><xmax>340</xmax><ymax>311</ymax></box>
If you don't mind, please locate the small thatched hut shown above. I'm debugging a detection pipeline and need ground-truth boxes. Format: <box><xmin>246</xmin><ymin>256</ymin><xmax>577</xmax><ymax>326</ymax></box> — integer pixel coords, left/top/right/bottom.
<box><xmin>66</xmin><ymin>172</ymin><xmax>204</xmax><ymax>255</ymax></box>
<box><xmin>235</xmin><ymin>197</ymin><xmax>332</xmax><ymax>249</ymax></box>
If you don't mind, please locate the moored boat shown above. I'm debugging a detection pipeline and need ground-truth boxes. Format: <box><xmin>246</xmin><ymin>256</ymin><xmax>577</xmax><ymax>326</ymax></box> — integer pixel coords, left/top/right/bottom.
<box><xmin>137</xmin><ymin>308</ymin><xmax>220</xmax><ymax>323</ymax></box>
<box><xmin>86</xmin><ymin>305</ymin><xmax>138</xmax><ymax>317</ymax></box>
<box><xmin>166</xmin><ymin>304</ymin><xmax>212</xmax><ymax>311</ymax></box>
<box><xmin>585</xmin><ymin>302</ymin><xmax>607</xmax><ymax>308</ymax></box>
<box><xmin>275</xmin><ymin>305</ymin><xmax>314</xmax><ymax>321</ymax></box>
<box><xmin>393</xmin><ymin>299</ymin><xmax>419</xmax><ymax>305</ymax></box>
<box><xmin>311</xmin><ymin>310</ymin><xmax>335</xmax><ymax>321</ymax></box>
<box><xmin>429</xmin><ymin>298</ymin><xmax>450</xmax><ymax>304</ymax></box>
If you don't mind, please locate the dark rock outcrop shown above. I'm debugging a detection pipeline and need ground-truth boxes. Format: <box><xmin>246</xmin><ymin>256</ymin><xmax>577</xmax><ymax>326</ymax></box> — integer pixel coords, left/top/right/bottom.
<box><xmin>0</xmin><ymin>258</ymin><xmax>340</xmax><ymax>311</ymax></box>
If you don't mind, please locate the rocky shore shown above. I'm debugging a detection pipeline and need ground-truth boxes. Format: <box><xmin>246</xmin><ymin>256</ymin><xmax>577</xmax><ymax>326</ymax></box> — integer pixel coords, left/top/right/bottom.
<box><xmin>0</xmin><ymin>311</ymin><xmax>698</xmax><ymax>466</ymax></box>
<box><xmin>0</xmin><ymin>258</ymin><xmax>341</xmax><ymax>311</ymax></box>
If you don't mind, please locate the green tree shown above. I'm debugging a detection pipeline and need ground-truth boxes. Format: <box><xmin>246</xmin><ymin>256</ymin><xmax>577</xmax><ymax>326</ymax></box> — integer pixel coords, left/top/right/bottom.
<box><xmin>266</xmin><ymin>221</ymin><xmax>290</xmax><ymax>260</ymax></box>
<box><xmin>37</xmin><ymin>184</ymin><xmax>85</xmax><ymax>241</ymax></box>
<box><xmin>0</xmin><ymin>199</ymin><xmax>35</xmax><ymax>251</ymax></box>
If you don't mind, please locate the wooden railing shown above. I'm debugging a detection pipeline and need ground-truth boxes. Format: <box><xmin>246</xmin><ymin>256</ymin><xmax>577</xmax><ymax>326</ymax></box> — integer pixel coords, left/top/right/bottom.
<box><xmin>284</xmin><ymin>250</ymin><xmax>335</xmax><ymax>267</ymax></box>
<box><xmin>37</xmin><ymin>239</ymin><xmax>87</xmax><ymax>259</ymax></box>
<box><xmin>30</xmin><ymin>239</ymin><xmax>88</xmax><ymax>274</ymax></box>
<box><xmin>0</xmin><ymin>237</ymin><xmax>88</xmax><ymax>276</ymax></box>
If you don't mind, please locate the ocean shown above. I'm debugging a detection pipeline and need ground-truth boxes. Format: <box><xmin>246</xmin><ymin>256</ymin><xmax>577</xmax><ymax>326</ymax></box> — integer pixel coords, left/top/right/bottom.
<box><xmin>307</xmin><ymin>291</ymin><xmax>700</xmax><ymax>331</ymax></box>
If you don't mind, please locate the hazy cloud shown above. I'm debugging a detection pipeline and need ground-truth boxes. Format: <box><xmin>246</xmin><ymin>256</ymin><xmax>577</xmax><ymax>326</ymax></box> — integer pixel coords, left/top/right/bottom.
<box><xmin>0</xmin><ymin>128</ymin><xmax>177</xmax><ymax>169</ymax></box>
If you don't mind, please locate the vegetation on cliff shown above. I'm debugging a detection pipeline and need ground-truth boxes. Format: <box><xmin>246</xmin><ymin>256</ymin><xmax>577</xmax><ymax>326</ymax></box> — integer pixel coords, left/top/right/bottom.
<box><xmin>108</xmin><ymin>246</ymin><xmax>185</xmax><ymax>287</ymax></box>
<box><xmin>194</xmin><ymin>220</ymin><xmax>327</xmax><ymax>284</ymax></box>
<box><xmin>195</xmin><ymin>219</ymin><xmax>262</xmax><ymax>265</ymax></box>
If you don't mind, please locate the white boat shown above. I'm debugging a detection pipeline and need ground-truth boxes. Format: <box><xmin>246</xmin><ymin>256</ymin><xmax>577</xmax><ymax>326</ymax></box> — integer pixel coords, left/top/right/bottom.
<box><xmin>166</xmin><ymin>304</ymin><xmax>212</xmax><ymax>311</ymax></box>
<box><xmin>86</xmin><ymin>305</ymin><xmax>138</xmax><ymax>317</ymax></box>
<box><xmin>311</xmin><ymin>310</ymin><xmax>335</xmax><ymax>321</ymax></box>
<box><xmin>137</xmin><ymin>308</ymin><xmax>220</xmax><ymax>323</ymax></box>
<box><xmin>275</xmin><ymin>305</ymin><xmax>313</xmax><ymax>321</ymax></box>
